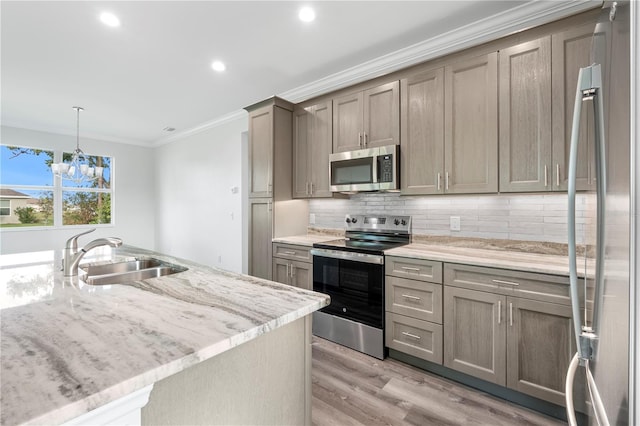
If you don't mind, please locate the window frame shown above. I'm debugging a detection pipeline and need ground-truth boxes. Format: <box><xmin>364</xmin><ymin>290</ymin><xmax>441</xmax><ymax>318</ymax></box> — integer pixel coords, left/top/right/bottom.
<box><xmin>0</xmin><ymin>199</ymin><xmax>10</xmax><ymax>216</ymax></box>
<box><xmin>0</xmin><ymin>144</ymin><xmax>115</xmax><ymax>230</ymax></box>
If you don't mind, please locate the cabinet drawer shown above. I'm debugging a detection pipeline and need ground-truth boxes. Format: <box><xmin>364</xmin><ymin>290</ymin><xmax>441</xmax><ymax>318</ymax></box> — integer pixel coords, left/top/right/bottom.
<box><xmin>272</xmin><ymin>243</ymin><xmax>311</xmax><ymax>262</ymax></box>
<box><xmin>386</xmin><ymin>256</ymin><xmax>442</xmax><ymax>283</ymax></box>
<box><xmin>444</xmin><ymin>263</ymin><xmax>573</xmax><ymax>305</ymax></box>
<box><xmin>385</xmin><ymin>276</ymin><xmax>442</xmax><ymax>323</ymax></box>
<box><xmin>385</xmin><ymin>312</ymin><xmax>442</xmax><ymax>364</ymax></box>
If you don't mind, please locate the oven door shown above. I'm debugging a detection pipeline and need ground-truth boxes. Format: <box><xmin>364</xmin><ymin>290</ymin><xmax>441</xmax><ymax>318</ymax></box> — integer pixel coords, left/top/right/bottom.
<box><xmin>311</xmin><ymin>248</ymin><xmax>384</xmax><ymax>329</ymax></box>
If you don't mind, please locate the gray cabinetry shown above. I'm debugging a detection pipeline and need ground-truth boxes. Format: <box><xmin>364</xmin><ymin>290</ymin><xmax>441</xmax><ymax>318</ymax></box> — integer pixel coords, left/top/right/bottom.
<box><xmin>499</xmin><ymin>37</ymin><xmax>552</xmax><ymax>192</ymax></box>
<box><xmin>444</xmin><ymin>53</ymin><xmax>498</xmax><ymax>194</ymax></box>
<box><xmin>400</xmin><ymin>52</ymin><xmax>498</xmax><ymax>195</ymax></box>
<box><xmin>443</xmin><ymin>262</ymin><xmax>583</xmax><ymax>407</ymax></box>
<box><xmin>551</xmin><ymin>23</ymin><xmax>599</xmax><ymax>191</ymax></box>
<box><xmin>245</xmin><ymin>97</ymin><xmax>308</xmax><ymax>281</ymax></box>
<box><xmin>400</xmin><ymin>68</ymin><xmax>445</xmax><ymax>195</ymax></box>
<box><xmin>385</xmin><ymin>256</ymin><xmax>443</xmax><ymax>364</ymax></box>
<box><xmin>293</xmin><ymin>101</ymin><xmax>332</xmax><ymax>199</ymax></box>
<box><xmin>333</xmin><ymin>81</ymin><xmax>399</xmax><ymax>153</ymax></box>
<box><xmin>272</xmin><ymin>243</ymin><xmax>313</xmax><ymax>290</ymax></box>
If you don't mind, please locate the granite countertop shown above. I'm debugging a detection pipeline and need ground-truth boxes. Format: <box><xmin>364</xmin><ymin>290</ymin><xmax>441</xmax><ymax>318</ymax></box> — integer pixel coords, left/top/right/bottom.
<box><xmin>0</xmin><ymin>245</ymin><xmax>330</xmax><ymax>425</ymax></box>
<box><xmin>385</xmin><ymin>243</ymin><xmax>594</xmax><ymax>277</ymax></box>
<box><xmin>272</xmin><ymin>233</ymin><xmax>343</xmax><ymax>247</ymax></box>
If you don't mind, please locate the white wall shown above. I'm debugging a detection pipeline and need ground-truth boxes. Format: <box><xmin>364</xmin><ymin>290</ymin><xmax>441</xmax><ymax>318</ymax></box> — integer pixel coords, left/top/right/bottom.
<box><xmin>0</xmin><ymin>126</ymin><xmax>156</xmax><ymax>254</ymax></box>
<box><xmin>309</xmin><ymin>192</ymin><xmax>595</xmax><ymax>244</ymax></box>
<box><xmin>154</xmin><ymin>115</ymin><xmax>247</xmax><ymax>273</ymax></box>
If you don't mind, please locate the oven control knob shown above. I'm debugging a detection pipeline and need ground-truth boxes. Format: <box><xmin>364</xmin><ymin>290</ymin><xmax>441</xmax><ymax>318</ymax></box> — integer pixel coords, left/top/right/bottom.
<box><xmin>401</xmin><ymin>219</ymin><xmax>407</xmax><ymax>226</ymax></box>
<box><xmin>345</xmin><ymin>218</ymin><xmax>351</xmax><ymax>224</ymax></box>
<box><xmin>351</xmin><ymin>218</ymin><xmax>357</xmax><ymax>223</ymax></box>
<box><xmin>394</xmin><ymin>219</ymin><xmax>400</xmax><ymax>225</ymax></box>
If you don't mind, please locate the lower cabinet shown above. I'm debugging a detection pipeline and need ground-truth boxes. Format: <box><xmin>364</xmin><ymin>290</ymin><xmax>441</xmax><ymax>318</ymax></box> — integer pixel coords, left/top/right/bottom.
<box><xmin>272</xmin><ymin>243</ymin><xmax>313</xmax><ymax>290</ymax></box>
<box><xmin>443</xmin><ymin>266</ymin><xmax>580</xmax><ymax>408</ymax></box>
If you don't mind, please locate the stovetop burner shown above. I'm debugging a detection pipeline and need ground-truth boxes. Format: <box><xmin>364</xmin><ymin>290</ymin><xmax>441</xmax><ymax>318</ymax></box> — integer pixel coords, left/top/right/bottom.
<box><xmin>313</xmin><ymin>214</ymin><xmax>411</xmax><ymax>255</ymax></box>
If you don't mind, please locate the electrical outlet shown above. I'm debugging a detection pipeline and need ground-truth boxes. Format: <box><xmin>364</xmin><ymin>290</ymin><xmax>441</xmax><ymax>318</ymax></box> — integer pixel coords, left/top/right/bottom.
<box><xmin>450</xmin><ymin>216</ymin><xmax>461</xmax><ymax>231</ymax></box>
<box><xmin>309</xmin><ymin>213</ymin><xmax>316</xmax><ymax>224</ymax></box>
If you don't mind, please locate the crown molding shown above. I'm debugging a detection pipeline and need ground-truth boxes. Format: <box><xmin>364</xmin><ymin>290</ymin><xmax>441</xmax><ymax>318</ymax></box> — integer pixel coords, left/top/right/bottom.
<box><xmin>279</xmin><ymin>0</ymin><xmax>600</xmax><ymax>103</ymax></box>
<box><xmin>156</xmin><ymin>0</ymin><xmax>599</xmax><ymax>145</ymax></box>
<box><xmin>151</xmin><ymin>109</ymin><xmax>247</xmax><ymax>147</ymax></box>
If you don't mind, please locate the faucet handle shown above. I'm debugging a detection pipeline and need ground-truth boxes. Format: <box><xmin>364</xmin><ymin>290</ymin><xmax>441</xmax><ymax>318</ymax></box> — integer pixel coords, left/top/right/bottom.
<box><xmin>65</xmin><ymin>228</ymin><xmax>96</xmax><ymax>251</ymax></box>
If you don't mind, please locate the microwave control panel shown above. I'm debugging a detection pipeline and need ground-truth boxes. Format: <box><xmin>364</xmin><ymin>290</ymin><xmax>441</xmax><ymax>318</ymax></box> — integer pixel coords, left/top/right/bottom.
<box><xmin>379</xmin><ymin>154</ymin><xmax>394</xmax><ymax>182</ymax></box>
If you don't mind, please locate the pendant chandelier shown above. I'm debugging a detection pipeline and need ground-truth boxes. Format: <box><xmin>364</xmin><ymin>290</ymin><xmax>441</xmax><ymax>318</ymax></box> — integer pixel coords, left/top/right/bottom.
<box><xmin>51</xmin><ymin>106</ymin><xmax>103</xmax><ymax>184</ymax></box>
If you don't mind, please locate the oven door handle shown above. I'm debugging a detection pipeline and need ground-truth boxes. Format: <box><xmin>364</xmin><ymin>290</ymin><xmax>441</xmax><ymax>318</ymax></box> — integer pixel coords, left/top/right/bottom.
<box><xmin>310</xmin><ymin>248</ymin><xmax>384</xmax><ymax>265</ymax></box>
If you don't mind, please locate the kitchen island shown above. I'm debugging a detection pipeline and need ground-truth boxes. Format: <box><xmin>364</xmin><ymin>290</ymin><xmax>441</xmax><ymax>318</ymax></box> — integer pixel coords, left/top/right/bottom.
<box><xmin>0</xmin><ymin>245</ymin><xmax>330</xmax><ymax>425</ymax></box>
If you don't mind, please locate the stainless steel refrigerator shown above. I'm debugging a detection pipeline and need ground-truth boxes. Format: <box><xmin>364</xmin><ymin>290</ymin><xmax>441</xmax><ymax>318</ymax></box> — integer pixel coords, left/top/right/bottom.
<box><xmin>566</xmin><ymin>1</ymin><xmax>630</xmax><ymax>425</ymax></box>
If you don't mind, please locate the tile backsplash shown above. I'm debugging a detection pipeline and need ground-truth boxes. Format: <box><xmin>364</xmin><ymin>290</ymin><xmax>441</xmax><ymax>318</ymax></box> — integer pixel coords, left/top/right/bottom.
<box><xmin>308</xmin><ymin>193</ymin><xmax>595</xmax><ymax>244</ymax></box>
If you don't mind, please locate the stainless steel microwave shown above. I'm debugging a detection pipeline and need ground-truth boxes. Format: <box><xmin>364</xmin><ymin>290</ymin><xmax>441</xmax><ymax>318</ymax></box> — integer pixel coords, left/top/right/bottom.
<box><xmin>329</xmin><ymin>145</ymin><xmax>399</xmax><ymax>192</ymax></box>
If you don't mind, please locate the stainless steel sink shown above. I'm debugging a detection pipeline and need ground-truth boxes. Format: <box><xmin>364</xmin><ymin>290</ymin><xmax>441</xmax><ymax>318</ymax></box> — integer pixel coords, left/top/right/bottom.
<box><xmin>79</xmin><ymin>258</ymin><xmax>187</xmax><ymax>285</ymax></box>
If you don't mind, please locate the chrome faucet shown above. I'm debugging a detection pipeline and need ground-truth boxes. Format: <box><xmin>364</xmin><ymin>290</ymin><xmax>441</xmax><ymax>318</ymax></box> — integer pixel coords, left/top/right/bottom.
<box><xmin>63</xmin><ymin>229</ymin><xmax>123</xmax><ymax>277</ymax></box>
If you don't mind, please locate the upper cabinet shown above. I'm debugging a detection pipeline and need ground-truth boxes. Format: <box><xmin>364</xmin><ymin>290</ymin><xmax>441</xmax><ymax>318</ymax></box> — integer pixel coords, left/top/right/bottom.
<box><xmin>444</xmin><ymin>52</ymin><xmax>499</xmax><ymax>194</ymax></box>
<box><xmin>293</xmin><ymin>101</ymin><xmax>333</xmax><ymax>198</ymax></box>
<box><xmin>401</xmin><ymin>53</ymin><xmax>498</xmax><ymax>195</ymax></box>
<box><xmin>551</xmin><ymin>23</ymin><xmax>598</xmax><ymax>191</ymax></box>
<box><xmin>400</xmin><ymin>68</ymin><xmax>445</xmax><ymax>195</ymax></box>
<box><xmin>248</xmin><ymin>107</ymin><xmax>274</xmax><ymax>198</ymax></box>
<box><xmin>499</xmin><ymin>37</ymin><xmax>552</xmax><ymax>192</ymax></box>
<box><xmin>333</xmin><ymin>81</ymin><xmax>399</xmax><ymax>153</ymax></box>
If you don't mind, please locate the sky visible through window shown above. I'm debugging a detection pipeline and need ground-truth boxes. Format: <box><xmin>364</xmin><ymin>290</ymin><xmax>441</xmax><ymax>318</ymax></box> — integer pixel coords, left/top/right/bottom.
<box><xmin>0</xmin><ymin>146</ymin><xmax>53</xmax><ymax>186</ymax></box>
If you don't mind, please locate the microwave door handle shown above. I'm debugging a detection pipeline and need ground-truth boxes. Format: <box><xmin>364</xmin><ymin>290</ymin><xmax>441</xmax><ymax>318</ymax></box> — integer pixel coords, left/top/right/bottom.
<box><xmin>373</xmin><ymin>156</ymin><xmax>379</xmax><ymax>183</ymax></box>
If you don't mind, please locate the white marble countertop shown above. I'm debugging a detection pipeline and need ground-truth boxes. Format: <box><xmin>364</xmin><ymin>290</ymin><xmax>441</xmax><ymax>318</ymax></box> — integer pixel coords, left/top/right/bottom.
<box><xmin>385</xmin><ymin>243</ymin><xmax>594</xmax><ymax>277</ymax></box>
<box><xmin>272</xmin><ymin>234</ymin><xmax>342</xmax><ymax>247</ymax></box>
<box><xmin>0</xmin><ymin>245</ymin><xmax>330</xmax><ymax>425</ymax></box>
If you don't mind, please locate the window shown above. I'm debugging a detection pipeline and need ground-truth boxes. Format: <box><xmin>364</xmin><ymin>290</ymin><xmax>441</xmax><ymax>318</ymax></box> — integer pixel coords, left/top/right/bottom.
<box><xmin>0</xmin><ymin>200</ymin><xmax>10</xmax><ymax>216</ymax></box>
<box><xmin>0</xmin><ymin>145</ymin><xmax>113</xmax><ymax>228</ymax></box>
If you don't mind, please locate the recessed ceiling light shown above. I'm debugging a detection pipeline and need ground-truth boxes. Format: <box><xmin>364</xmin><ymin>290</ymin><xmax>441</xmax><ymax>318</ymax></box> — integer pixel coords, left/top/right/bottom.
<box><xmin>211</xmin><ymin>60</ymin><xmax>226</xmax><ymax>72</ymax></box>
<box><xmin>99</xmin><ymin>12</ymin><xmax>121</xmax><ymax>28</ymax></box>
<box><xmin>298</xmin><ymin>7</ymin><xmax>315</xmax><ymax>23</ymax></box>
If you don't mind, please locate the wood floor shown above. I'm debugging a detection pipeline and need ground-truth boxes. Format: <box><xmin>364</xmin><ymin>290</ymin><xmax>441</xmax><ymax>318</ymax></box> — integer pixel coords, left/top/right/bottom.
<box><xmin>311</xmin><ymin>337</ymin><xmax>564</xmax><ymax>426</ymax></box>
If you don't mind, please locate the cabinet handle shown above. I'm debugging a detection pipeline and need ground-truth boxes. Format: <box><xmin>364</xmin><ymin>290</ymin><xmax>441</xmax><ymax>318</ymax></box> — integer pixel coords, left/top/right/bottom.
<box><xmin>492</xmin><ymin>279</ymin><xmax>520</xmax><ymax>286</ymax></box>
<box><xmin>498</xmin><ymin>300</ymin><xmax>502</xmax><ymax>324</ymax></box>
<box><xmin>556</xmin><ymin>163</ymin><xmax>561</xmax><ymax>187</ymax></box>
<box><xmin>310</xmin><ymin>182</ymin><xmax>314</xmax><ymax>194</ymax></box>
<box><xmin>401</xmin><ymin>294</ymin><xmax>421</xmax><ymax>301</ymax></box>
<box><xmin>291</xmin><ymin>264</ymin><xmax>296</xmax><ymax>278</ymax></box>
<box><xmin>437</xmin><ymin>172</ymin><xmax>441</xmax><ymax>191</ymax></box>
<box><xmin>544</xmin><ymin>165</ymin><xmax>548</xmax><ymax>187</ymax></box>
<box><xmin>445</xmin><ymin>172</ymin><xmax>449</xmax><ymax>190</ymax></box>
<box><xmin>268</xmin><ymin>201</ymin><xmax>272</xmax><ymax>212</ymax></box>
<box><xmin>401</xmin><ymin>331</ymin><xmax>421</xmax><ymax>340</ymax></box>
<box><xmin>306</xmin><ymin>182</ymin><xmax>310</xmax><ymax>195</ymax></box>
<box><xmin>401</xmin><ymin>266</ymin><xmax>421</xmax><ymax>272</ymax></box>
<box><xmin>363</xmin><ymin>132</ymin><xmax>367</xmax><ymax>147</ymax></box>
<box><xmin>509</xmin><ymin>302</ymin><xmax>513</xmax><ymax>326</ymax></box>
<box><xmin>358</xmin><ymin>132</ymin><xmax>363</xmax><ymax>147</ymax></box>
<box><xmin>285</xmin><ymin>263</ymin><xmax>289</xmax><ymax>277</ymax></box>
<box><xmin>268</xmin><ymin>182</ymin><xmax>273</xmax><ymax>193</ymax></box>
<box><xmin>283</xmin><ymin>251</ymin><xmax>297</xmax><ymax>255</ymax></box>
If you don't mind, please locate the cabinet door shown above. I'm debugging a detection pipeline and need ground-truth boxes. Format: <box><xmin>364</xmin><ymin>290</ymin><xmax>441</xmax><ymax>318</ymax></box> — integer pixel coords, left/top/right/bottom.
<box><xmin>292</xmin><ymin>107</ymin><xmax>311</xmax><ymax>199</ymax></box>
<box><xmin>499</xmin><ymin>37</ymin><xmax>552</xmax><ymax>192</ymax></box>
<box><xmin>444</xmin><ymin>53</ymin><xmax>498</xmax><ymax>194</ymax></box>
<box><xmin>248</xmin><ymin>107</ymin><xmax>273</xmax><ymax>197</ymax></box>
<box><xmin>333</xmin><ymin>92</ymin><xmax>363</xmax><ymax>152</ymax></box>
<box><xmin>309</xmin><ymin>101</ymin><xmax>333</xmax><ymax>198</ymax></box>
<box><xmin>290</xmin><ymin>260</ymin><xmax>312</xmax><ymax>290</ymax></box>
<box><xmin>272</xmin><ymin>257</ymin><xmax>291</xmax><ymax>285</ymax></box>
<box><xmin>444</xmin><ymin>286</ymin><xmax>506</xmax><ymax>385</ymax></box>
<box><xmin>249</xmin><ymin>198</ymin><xmax>273</xmax><ymax>280</ymax></box>
<box><xmin>363</xmin><ymin>81</ymin><xmax>399</xmax><ymax>148</ymax></box>
<box><xmin>506</xmin><ymin>297</ymin><xmax>576</xmax><ymax>406</ymax></box>
<box><xmin>551</xmin><ymin>23</ymin><xmax>597</xmax><ymax>191</ymax></box>
<box><xmin>400</xmin><ymin>69</ymin><xmax>445</xmax><ymax>195</ymax></box>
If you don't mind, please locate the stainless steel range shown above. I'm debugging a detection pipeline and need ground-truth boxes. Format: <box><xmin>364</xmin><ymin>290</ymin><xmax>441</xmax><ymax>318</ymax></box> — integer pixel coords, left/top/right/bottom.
<box><xmin>310</xmin><ymin>214</ymin><xmax>411</xmax><ymax>359</ymax></box>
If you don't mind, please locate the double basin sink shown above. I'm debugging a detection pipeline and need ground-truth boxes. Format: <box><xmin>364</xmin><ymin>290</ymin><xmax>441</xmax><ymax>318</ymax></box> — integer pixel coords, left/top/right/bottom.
<box><xmin>79</xmin><ymin>258</ymin><xmax>188</xmax><ymax>285</ymax></box>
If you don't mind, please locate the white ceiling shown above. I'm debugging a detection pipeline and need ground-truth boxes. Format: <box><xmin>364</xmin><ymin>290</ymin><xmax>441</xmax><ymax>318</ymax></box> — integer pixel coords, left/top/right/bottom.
<box><xmin>1</xmin><ymin>1</ymin><xmax>592</xmax><ymax>147</ymax></box>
